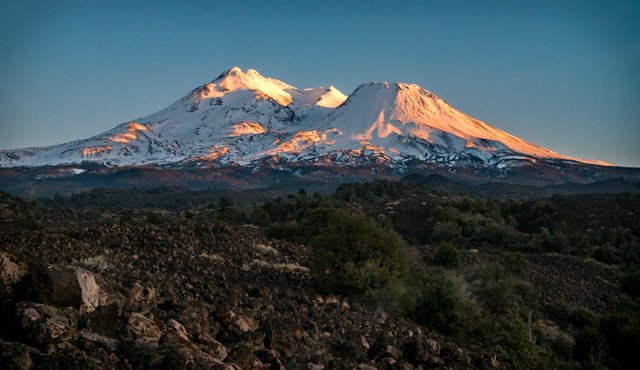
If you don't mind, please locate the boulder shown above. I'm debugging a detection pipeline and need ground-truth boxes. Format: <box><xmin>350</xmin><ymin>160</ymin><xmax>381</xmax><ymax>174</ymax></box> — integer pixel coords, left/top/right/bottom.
<box><xmin>0</xmin><ymin>252</ymin><xmax>27</xmax><ymax>298</ymax></box>
<box><xmin>219</xmin><ymin>311</ymin><xmax>259</xmax><ymax>341</ymax></box>
<box><xmin>78</xmin><ymin>329</ymin><xmax>119</xmax><ymax>352</ymax></box>
<box><xmin>269</xmin><ymin>331</ymin><xmax>298</xmax><ymax>358</ymax></box>
<box><xmin>47</xmin><ymin>265</ymin><xmax>99</xmax><ymax>313</ymax></box>
<box><xmin>425</xmin><ymin>338</ymin><xmax>441</xmax><ymax>356</ymax></box>
<box><xmin>94</xmin><ymin>274</ymin><xmax>127</xmax><ymax>312</ymax></box>
<box><xmin>46</xmin><ymin>264</ymin><xmax>126</xmax><ymax>337</ymax></box>
<box><xmin>255</xmin><ymin>349</ymin><xmax>284</xmax><ymax>368</ymax></box>
<box><xmin>126</xmin><ymin>282</ymin><xmax>156</xmax><ymax>314</ymax></box>
<box><xmin>226</xmin><ymin>343</ymin><xmax>266</xmax><ymax>369</ymax></box>
<box><xmin>124</xmin><ymin>312</ymin><xmax>162</xmax><ymax>342</ymax></box>
<box><xmin>358</xmin><ymin>364</ymin><xmax>378</xmax><ymax>370</ymax></box>
<box><xmin>196</xmin><ymin>334</ymin><xmax>229</xmax><ymax>361</ymax></box>
<box><xmin>84</xmin><ymin>303</ymin><xmax>120</xmax><ymax>339</ymax></box>
<box><xmin>159</xmin><ymin>319</ymin><xmax>234</xmax><ymax>369</ymax></box>
<box><xmin>15</xmin><ymin>302</ymin><xmax>78</xmax><ymax>348</ymax></box>
<box><xmin>382</xmin><ymin>345</ymin><xmax>403</xmax><ymax>360</ymax></box>
<box><xmin>176</xmin><ymin>301</ymin><xmax>211</xmax><ymax>337</ymax></box>
<box><xmin>230</xmin><ymin>315</ymin><xmax>258</xmax><ymax>334</ymax></box>
<box><xmin>38</xmin><ymin>342</ymin><xmax>118</xmax><ymax>370</ymax></box>
<box><xmin>163</xmin><ymin>319</ymin><xmax>192</xmax><ymax>346</ymax></box>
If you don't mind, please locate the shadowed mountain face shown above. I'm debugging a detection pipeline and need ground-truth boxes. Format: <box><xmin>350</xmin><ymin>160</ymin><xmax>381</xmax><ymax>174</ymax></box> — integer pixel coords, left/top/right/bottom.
<box><xmin>0</xmin><ymin>67</ymin><xmax>612</xmax><ymax>170</ymax></box>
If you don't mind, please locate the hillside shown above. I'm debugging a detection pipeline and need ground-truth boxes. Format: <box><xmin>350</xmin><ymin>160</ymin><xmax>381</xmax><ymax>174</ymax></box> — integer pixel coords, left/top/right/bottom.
<box><xmin>1</xmin><ymin>182</ymin><xmax>639</xmax><ymax>369</ymax></box>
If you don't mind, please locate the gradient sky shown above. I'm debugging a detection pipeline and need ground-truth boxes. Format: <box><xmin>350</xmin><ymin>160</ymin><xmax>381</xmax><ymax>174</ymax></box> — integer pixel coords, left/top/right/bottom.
<box><xmin>1</xmin><ymin>0</ymin><xmax>638</xmax><ymax>166</ymax></box>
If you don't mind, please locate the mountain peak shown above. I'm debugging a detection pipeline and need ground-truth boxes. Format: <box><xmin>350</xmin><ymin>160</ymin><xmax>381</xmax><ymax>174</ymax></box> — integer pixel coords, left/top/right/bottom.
<box><xmin>215</xmin><ymin>66</ymin><xmax>265</xmax><ymax>82</ymax></box>
<box><xmin>227</xmin><ymin>65</ymin><xmax>242</xmax><ymax>74</ymax></box>
<box><xmin>206</xmin><ymin>67</ymin><xmax>295</xmax><ymax>106</ymax></box>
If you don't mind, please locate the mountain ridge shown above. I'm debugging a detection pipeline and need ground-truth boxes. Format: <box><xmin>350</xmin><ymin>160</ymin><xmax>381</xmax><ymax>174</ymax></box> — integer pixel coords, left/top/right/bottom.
<box><xmin>0</xmin><ymin>67</ymin><xmax>614</xmax><ymax>169</ymax></box>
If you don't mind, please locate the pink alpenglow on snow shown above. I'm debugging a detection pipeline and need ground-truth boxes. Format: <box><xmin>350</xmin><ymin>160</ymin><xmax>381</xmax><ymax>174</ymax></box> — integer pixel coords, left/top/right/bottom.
<box><xmin>0</xmin><ymin>67</ymin><xmax>612</xmax><ymax>168</ymax></box>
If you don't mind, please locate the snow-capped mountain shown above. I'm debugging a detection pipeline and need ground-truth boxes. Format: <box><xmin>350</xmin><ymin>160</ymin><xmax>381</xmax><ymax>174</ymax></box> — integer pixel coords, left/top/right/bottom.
<box><xmin>0</xmin><ymin>67</ymin><xmax>609</xmax><ymax>169</ymax></box>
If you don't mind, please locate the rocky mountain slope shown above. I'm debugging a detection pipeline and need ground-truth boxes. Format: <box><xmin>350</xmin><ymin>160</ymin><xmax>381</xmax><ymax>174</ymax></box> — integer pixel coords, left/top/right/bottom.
<box><xmin>0</xmin><ymin>67</ymin><xmax>610</xmax><ymax>170</ymax></box>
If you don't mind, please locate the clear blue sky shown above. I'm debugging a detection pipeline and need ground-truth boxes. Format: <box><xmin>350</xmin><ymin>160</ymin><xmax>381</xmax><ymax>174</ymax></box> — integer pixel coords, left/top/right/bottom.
<box><xmin>1</xmin><ymin>0</ymin><xmax>638</xmax><ymax>166</ymax></box>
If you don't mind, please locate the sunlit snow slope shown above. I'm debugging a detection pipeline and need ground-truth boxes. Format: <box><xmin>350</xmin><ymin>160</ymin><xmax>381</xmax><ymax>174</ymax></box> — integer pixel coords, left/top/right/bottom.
<box><xmin>0</xmin><ymin>67</ymin><xmax>609</xmax><ymax>168</ymax></box>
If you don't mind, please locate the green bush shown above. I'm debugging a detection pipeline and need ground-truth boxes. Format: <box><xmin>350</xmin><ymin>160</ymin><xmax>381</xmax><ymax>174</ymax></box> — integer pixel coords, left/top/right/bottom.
<box><xmin>146</xmin><ymin>212</ymin><xmax>165</xmax><ymax>225</ymax></box>
<box><xmin>310</xmin><ymin>208</ymin><xmax>408</xmax><ymax>295</ymax></box>
<box><xmin>432</xmin><ymin>242</ymin><xmax>460</xmax><ymax>267</ymax></box>
<box><xmin>246</xmin><ymin>208</ymin><xmax>272</xmax><ymax>227</ymax></box>
<box><xmin>466</xmin><ymin>262</ymin><xmax>537</xmax><ymax>316</ymax></box>
<box><xmin>430</xmin><ymin>220</ymin><xmax>462</xmax><ymax>243</ymax></box>
<box><xmin>503</xmin><ymin>252</ymin><xmax>530</xmax><ymax>278</ymax></box>
<box><xmin>411</xmin><ymin>267</ymin><xmax>460</xmax><ymax>334</ymax></box>
<box><xmin>363</xmin><ymin>276</ymin><xmax>415</xmax><ymax>317</ymax></box>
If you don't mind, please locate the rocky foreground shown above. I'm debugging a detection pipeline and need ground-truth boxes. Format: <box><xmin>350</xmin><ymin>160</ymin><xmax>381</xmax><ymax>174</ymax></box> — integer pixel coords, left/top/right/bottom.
<box><xmin>0</xmin><ymin>219</ymin><xmax>497</xmax><ymax>370</ymax></box>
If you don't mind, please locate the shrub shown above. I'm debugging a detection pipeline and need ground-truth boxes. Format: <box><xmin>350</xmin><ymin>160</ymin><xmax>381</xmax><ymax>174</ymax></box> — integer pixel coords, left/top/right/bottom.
<box><xmin>145</xmin><ymin>212</ymin><xmax>165</xmax><ymax>225</ymax></box>
<box><xmin>493</xmin><ymin>308</ymin><xmax>539</xmax><ymax>370</ymax></box>
<box><xmin>310</xmin><ymin>208</ymin><xmax>408</xmax><ymax>295</ymax></box>
<box><xmin>246</xmin><ymin>208</ymin><xmax>272</xmax><ymax>227</ymax></box>
<box><xmin>503</xmin><ymin>252</ymin><xmax>530</xmax><ymax>278</ymax></box>
<box><xmin>433</xmin><ymin>242</ymin><xmax>460</xmax><ymax>267</ymax></box>
<box><xmin>16</xmin><ymin>214</ymin><xmax>43</xmax><ymax>230</ymax></box>
<box><xmin>466</xmin><ymin>262</ymin><xmax>537</xmax><ymax>317</ymax></box>
<box><xmin>364</xmin><ymin>276</ymin><xmax>415</xmax><ymax>317</ymax></box>
<box><xmin>430</xmin><ymin>220</ymin><xmax>462</xmax><ymax>243</ymax></box>
<box><xmin>411</xmin><ymin>267</ymin><xmax>460</xmax><ymax>334</ymax></box>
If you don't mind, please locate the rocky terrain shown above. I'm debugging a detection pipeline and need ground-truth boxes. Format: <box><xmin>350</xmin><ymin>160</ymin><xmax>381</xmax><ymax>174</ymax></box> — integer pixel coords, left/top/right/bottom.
<box><xmin>1</xmin><ymin>183</ymin><xmax>637</xmax><ymax>369</ymax></box>
<box><xmin>0</xmin><ymin>206</ymin><xmax>496</xmax><ymax>369</ymax></box>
